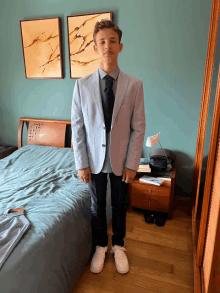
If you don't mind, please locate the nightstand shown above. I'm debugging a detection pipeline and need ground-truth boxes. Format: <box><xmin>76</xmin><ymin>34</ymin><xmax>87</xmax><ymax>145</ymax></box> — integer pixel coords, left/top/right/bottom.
<box><xmin>128</xmin><ymin>166</ymin><xmax>176</xmax><ymax>220</ymax></box>
<box><xmin>0</xmin><ymin>146</ymin><xmax>18</xmax><ymax>160</ymax></box>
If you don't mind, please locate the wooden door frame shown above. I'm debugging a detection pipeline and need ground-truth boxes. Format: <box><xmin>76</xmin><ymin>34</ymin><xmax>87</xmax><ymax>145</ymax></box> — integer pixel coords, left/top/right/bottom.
<box><xmin>191</xmin><ymin>0</ymin><xmax>220</xmax><ymax>292</ymax></box>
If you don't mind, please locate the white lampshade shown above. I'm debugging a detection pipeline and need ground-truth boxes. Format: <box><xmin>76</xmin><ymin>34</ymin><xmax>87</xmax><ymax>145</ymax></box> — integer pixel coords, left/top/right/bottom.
<box><xmin>146</xmin><ymin>132</ymin><xmax>161</xmax><ymax>147</ymax></box>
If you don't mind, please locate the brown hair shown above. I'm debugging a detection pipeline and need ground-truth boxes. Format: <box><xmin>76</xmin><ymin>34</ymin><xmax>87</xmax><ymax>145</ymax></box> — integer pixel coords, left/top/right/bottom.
<box><xmin>93</xmin><ymin>19</ymin><xmax>122</xmax><ymax>45</ymax></box>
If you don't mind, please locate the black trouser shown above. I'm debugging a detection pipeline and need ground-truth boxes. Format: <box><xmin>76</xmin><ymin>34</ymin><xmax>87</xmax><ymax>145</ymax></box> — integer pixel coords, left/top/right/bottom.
<box><xmin>88</xmin><ymin>172</ymin><xmax>128</xmax><ymax>247</ymax></box>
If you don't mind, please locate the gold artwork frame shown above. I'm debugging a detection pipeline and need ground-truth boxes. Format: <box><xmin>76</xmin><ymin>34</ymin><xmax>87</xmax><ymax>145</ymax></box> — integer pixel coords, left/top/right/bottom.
<box><xmin>20</xmin><ymin>17</ymin><xmax>63</xmax><ymax>79</ymax></box>
<box><xmin>67</xmin><ymin>11</ymin><xmax>112</xmax><ymax>79</ymax></box>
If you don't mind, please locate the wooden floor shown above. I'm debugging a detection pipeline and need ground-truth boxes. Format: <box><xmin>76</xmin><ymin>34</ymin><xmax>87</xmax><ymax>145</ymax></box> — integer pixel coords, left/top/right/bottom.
<box><xmin>73</xmin><ymin>197</ymin><xmax>194</xmax><ymax>293</ymax></box>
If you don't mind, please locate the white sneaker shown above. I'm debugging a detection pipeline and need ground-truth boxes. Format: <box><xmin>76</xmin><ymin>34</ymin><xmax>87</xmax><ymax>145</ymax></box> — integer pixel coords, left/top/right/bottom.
<box><xmin>110</xmin><ymin>245</ymin><xmax>129</xmax><ymax>274</ymax></box>
<box><xmin>90</xmin><ymin>245</ymin><xmax>108</xmax><ymax>273</ymax></box>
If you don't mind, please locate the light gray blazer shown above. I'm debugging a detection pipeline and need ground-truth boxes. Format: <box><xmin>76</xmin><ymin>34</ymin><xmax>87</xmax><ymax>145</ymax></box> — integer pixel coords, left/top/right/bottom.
<box><xmin>71</xmin><ymin>68</ymin><xmax>146</xmax><ymax>176</ymax></box>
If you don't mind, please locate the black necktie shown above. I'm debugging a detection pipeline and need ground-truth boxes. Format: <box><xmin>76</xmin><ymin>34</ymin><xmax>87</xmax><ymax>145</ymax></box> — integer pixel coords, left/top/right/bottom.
<box><xmin>102</xmin><ymin>75</ymin><xmax>115</xmax><ymax>133</ymax></box>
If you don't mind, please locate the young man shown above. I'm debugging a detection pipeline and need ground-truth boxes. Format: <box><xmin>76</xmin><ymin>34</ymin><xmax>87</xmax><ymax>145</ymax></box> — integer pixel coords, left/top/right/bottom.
<box><xmin>71</xmin><ymin>19</ymin><xmax>146</xmax><ymax>274</ymax></box>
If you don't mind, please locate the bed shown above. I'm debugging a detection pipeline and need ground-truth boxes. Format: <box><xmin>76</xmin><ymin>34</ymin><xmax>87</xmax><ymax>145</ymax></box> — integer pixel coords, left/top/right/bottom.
<box><xmin>0</xmin><ymin>117</ymin><xmax>112</xmax><ymax>293</ymax></box>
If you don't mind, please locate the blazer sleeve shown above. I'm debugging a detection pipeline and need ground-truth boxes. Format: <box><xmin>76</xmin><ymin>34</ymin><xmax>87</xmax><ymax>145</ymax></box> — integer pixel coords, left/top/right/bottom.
<box><xmin>125</xmin><ymin>80</ymin><xmax>146</xmax><ymax>171</ymax></box>
<box><xmin>71</xmin><ymin>79</ymin><xmax>89</xmax><ymax>170</ymax></box>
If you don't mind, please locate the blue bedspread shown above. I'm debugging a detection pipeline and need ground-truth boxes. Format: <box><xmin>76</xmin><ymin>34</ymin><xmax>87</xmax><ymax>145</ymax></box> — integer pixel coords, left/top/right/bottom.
<box><xmin>0</xmin><ymin>144</ymin><xmax>112</xmax><ymax>293</ymax></box>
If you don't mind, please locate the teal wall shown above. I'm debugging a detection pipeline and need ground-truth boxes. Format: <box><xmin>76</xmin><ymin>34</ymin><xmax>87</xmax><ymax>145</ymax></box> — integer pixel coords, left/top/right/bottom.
<box><xmin>0</xmin><ymin>0</ymin><xmax>215</xmax><ymax>198</ymax></box>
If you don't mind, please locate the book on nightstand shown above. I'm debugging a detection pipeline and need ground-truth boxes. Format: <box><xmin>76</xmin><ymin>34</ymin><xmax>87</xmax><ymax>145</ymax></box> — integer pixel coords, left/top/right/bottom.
<box><xmin>137</xmin><ymin>158</ymin><xmax>151</xmax><ymax>172</ymax></box>
<box><xmin>138</xmin><ymin>158</ymin><xmax>172</xmax><ymax>181</ymax></box>
<box><xmin>149</xmin><ymin>170</ymin><xmax>172</xmax><ymax>182</ymax></box>
<box><xmin>139</xmin><ymin>175</ymin><xmax>165</xmax><ymax>186</ymax></box>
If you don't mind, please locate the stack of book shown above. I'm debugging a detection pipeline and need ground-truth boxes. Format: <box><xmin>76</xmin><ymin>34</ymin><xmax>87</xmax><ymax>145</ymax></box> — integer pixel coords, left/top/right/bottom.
<box><xmin>148</xmin><ymin>170</ymin><xmax>172</xmax><ymax>182</ymax></box>
<box><xmin>139</xmin><ymin>176</ymin><xmax>164</xmax><ymax>186</ymax></box>
<box><xmin>137</xmin><ymin>158</ymin><xmax>151</xmax><ymax>172</ymax></box>
<box><xmin>138</xmin><ymin>158</ymin><xmax>172</xmax><ymax>185</ymax></box>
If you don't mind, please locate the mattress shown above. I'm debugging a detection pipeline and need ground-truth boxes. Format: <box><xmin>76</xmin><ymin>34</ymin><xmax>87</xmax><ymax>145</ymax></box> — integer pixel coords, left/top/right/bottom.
<box><xmin>0</xmin><ymin>144</ymin><xmax>112</xmax><ymax>293</ymax></box>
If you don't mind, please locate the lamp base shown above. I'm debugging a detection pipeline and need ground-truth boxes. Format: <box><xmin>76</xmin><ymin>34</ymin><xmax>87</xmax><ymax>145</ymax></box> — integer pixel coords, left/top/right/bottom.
<box><xmin>149</xmin><ymin>157</ymin><xmax>167</xmax><ymax>172</ymax></box>
<box><xmin>149</xmin><ymin>148</ymin><xmax>176</xmax><ymax>164</ymax></box>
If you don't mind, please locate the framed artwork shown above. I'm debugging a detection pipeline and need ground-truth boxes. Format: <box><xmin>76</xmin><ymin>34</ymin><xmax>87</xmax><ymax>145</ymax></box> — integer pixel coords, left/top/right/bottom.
<box><xmin>67</xmin><ymin>11</ymin><xmax>112</xmax><ymax>79</ymax></box>
<box><xmin>20</xmin><ymin>17</ymin><xmax>63</xmax><ymax>79</ymax></box>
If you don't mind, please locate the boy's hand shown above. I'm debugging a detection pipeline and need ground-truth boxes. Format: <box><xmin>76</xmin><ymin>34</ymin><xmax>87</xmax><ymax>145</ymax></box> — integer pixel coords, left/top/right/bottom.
<box><xmin>122</xmin><ymin>167</ymin><xmax>136</xmax><ymax>183</ymax></box>
<box><xmin>78</xmin><ymin>167</ymin><xmax>91</xmax><ymax>183</ymax></box>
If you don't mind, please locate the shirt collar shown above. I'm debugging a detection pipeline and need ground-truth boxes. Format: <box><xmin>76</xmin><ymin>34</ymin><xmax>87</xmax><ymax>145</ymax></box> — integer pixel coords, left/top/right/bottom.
<box><xmin>98</xmin><ymin>66</ymin><xmax>120</xmax><ymax>80</ymax></box>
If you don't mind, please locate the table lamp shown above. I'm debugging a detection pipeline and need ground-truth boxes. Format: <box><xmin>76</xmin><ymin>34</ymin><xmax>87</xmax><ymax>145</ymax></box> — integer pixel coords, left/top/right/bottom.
<box><xmin>146</xmin><ymin>131</ymin><xmax>168</xmax><ymax>160</ymax></box>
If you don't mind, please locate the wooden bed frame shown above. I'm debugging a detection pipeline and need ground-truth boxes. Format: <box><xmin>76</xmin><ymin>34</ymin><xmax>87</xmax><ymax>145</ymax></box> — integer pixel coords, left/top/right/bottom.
<box><xmin>18</xmin><ymin>117</ymin><xmax>72</xmax><ymax>149</ymax></box>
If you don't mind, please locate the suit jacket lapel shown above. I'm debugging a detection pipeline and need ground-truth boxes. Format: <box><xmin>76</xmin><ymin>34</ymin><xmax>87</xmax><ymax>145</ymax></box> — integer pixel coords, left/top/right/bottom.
<box><xmin>91</xmin><ymin>69</ymin><xmax>130</xmax><ymax>130</ymax></box>
<box><xmin>112</xmin><ymin>69</ymin><xmax>129</xmax><ymax>129</ymax></box>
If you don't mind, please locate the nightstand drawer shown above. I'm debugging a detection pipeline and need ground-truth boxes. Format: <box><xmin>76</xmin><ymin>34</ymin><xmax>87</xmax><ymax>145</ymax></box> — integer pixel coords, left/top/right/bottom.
<box><xmin>128</xmin><ymin>167</ymin><xmax>176</xmax><ymax>219</ymax></box>
<box><xmin>130</xmin><ymin>183</ymin><xmax>170</xmax><ymax>212</ymax></box>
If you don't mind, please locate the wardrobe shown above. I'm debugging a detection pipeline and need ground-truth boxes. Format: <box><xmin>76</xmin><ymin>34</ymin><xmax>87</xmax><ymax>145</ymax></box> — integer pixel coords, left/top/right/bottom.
<box><xmin>192</xmin><ymin>0</ymin><xmax>220</xmax><ymax>292</ymax></box>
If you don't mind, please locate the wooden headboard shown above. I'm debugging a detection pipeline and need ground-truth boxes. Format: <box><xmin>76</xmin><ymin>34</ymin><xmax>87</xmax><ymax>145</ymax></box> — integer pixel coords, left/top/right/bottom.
<box><xmin>18</xmin><ymin>117</ymin><xmax>72</xmax><ymax>149</ymax></box>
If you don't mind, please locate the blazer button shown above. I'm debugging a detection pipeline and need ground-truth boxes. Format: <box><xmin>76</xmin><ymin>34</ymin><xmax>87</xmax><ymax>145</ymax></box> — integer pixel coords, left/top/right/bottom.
<box><xmin>102</xmin><ymin>144</ymin><xmax>106</xmax><ymax>147</ymax></box>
